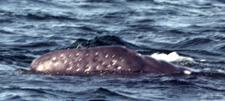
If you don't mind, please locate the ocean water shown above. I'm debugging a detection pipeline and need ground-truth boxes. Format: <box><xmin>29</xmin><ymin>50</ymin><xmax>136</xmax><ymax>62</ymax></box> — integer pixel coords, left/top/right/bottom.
<box><xmin>0</xmin><ymin>0</ymin><xmax>225</xmax><ymax>100</ymax></box>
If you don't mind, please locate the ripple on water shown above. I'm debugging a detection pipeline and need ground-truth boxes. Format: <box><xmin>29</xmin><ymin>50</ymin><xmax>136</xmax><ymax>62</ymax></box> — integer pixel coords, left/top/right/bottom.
<box><xmin>0</xmin><ymin>0</ymin><xmax>225</xmax><ymax>100</ymax></box>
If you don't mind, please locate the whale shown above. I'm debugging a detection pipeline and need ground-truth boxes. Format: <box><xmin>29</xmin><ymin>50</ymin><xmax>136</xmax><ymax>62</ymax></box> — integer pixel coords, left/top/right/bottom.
<box><xmin>30</xmin><ymin>46</ymin><xmax>191</xmax><ymax>76</ymax></box>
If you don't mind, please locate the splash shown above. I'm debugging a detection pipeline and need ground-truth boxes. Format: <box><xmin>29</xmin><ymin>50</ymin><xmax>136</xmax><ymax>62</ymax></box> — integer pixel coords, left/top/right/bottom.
<box><xmin>150</xmin><ymin>52</ymin><xmax>194</xmax><ymax>62</ymax></box>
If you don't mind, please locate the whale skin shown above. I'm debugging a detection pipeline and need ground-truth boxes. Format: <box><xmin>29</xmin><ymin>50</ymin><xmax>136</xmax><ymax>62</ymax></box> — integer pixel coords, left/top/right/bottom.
<box><xmin>30</xmin><ymin>46</ymin><xmax>190</xmax><ymax>75</ymax></box>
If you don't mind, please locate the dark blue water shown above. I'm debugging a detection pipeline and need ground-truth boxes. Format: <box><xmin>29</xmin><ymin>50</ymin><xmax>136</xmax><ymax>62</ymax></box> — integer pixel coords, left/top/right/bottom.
<box><xmin>1</xmin><ymin>0</ymin><xmax>225</xmax><ymax>100</ymax></box>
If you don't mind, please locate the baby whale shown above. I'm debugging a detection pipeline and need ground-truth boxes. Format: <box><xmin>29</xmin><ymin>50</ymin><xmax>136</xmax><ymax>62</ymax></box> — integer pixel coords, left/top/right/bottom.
<box><xmin>30</xmin><ymin>46</ymin><xmax>191</xmax><ymax>76</ymax></box>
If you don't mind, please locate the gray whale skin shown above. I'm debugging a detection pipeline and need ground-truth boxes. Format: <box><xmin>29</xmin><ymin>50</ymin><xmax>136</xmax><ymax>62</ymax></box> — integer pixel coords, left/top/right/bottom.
<box><xmin>30</xmin><ymin>46</ymin><xmax>191</xmax><ymax>75</ymax></box>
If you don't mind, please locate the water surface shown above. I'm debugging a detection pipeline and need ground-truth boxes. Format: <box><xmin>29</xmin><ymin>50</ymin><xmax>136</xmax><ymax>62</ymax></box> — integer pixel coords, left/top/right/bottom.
<box><xmin>0</xmin><ymin>0</ymin><xmax>225</xmax><ymax>100</ymax></box>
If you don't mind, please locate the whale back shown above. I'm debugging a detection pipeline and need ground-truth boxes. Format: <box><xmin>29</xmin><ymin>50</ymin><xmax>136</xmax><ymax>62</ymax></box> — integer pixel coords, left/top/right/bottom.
<box><xmin>30</xmin><ymin>46</ymin><xmax>146</xmax><ymax>75</ymax></box>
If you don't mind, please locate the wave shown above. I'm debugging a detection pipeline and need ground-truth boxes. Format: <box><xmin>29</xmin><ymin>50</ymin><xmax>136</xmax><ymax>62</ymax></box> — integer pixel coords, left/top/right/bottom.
<box><xmin>15</xmin><ymin>12</ymin><xmax>77</xmax><ymax>21</ymax></box>
<box><xmin>66</xmin><ymin>35</ymin><xmax>139</xmax><ymax>50</ymax></box>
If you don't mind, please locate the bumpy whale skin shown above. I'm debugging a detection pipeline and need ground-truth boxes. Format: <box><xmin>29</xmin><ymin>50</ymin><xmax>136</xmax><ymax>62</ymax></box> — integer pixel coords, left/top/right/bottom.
<box><xmin>30</xmin><ymin>46</ymin><xmax>189</xmax><ymax>75</ymax></box>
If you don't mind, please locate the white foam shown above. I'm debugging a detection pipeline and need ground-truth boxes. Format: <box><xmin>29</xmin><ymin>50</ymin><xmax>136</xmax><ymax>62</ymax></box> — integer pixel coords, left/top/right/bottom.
<box><xmin>217</xmin><ymin>69</ymin><xmax>225</xmax><ymax>73</ymax></box>
<box><xmin>184</xmin><ymin>70</ymin><xmax>192</xmax><ymax>75</ymax></box>
<box><xmin>150</xmin><ymin>52</ymin><xmax>193</xmax><ymax>62</ymax></box>
<box><xmin>200</xmin><ymin>59</ymin><xmax>206</xmax><ymax>62</ymax></box>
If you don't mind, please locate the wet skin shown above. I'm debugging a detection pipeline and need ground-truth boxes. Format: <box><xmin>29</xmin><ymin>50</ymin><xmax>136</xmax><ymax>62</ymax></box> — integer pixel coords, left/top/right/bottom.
<box><xmin>30</xmin><ymin>46</ymin><xmax>191</xmax><ymax>75</ymax></box>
